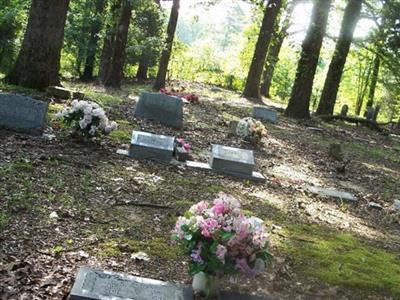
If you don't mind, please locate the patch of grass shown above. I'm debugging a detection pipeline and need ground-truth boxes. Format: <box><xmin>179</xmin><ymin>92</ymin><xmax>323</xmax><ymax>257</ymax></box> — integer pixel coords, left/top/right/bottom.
<box><xmin>344</xmin><ymin>142</ymin><xmax>400</xmax><ymax>164</ymax></box>
<box><xmin>0</xmin><ymin>80</ymin><xmax>43</xmax><ymax>96</ymax></box>
<box><xmin>281</xmin><ymin>224</ymin><xmax>400</xmax><ymax>297</ymax></box>
<box><xmin>97</xmin><ymin>240</ymin><xmax>123</xmax><ymax>257</ymax></box>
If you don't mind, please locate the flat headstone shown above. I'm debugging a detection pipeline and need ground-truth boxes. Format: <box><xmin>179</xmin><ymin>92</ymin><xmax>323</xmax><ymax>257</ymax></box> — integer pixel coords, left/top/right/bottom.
<box><xmin>69</xmin><ymin>267</ymin><xmax>193</xmax><ymax>300</ymax></box>
<box><xmin>307</xmin><ymin>185</ymin><xmax>358</xmax><ymax>203</ymax></box>
<box><xmin>252</xmin><ymin>106</ymin><xmax>278</xmax><ymax>123</ymax></box>
<box><xmin>46</xmin><ymin>86</ymin><xmax>72</xmax><ymax>99</ymax></box>
<box><xmin>210</xmin><ymin>144</ymin><xmax>255</xmax><ymax>175</ymax></box>
<box><xmin>393</xmin><ymin>199</ymin><xmax>400</xmax><ymax>212</ymax></box>
<box><xmin>129</xmin><ymin>131</ymin><xmax>174</xmax><ymax>162</ymax></box>
<box><xmin>368</xmin><ymin>202</ymin><xmax>383</xmax><ymax>210</ymax></box>
<box><xmin>186</xmin><ymin>160</ymin><xmax>265</xmax><ymax>182</ymax></box>
<box><xmin>134</xmin><ymin>92</ymin><xmax>183</xmax><ymax>129</ymax></box>
<box><xmin>220</xmin><ymin>291</ymin><xmax>269</xmax><ymax>300</ymax></box>
<box><xmin>0</xmin><ymin>93</ymin><xmax>48</xmax><ymax>135</ymax></box>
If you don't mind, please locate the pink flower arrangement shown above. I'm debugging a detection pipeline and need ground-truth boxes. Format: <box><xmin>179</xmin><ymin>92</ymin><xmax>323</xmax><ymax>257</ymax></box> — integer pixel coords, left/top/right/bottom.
<box><xmin>160</xmin><ymin>88</ymin><xmax>199</xmax><ymax>103</ymax></box>
<box><xmin>176</xmin><ymin>138</ymin><xmax>192</xmax><ymax>153</ymax></box>
<box><xmin>172</xmin><ymin>193</ymin><xmax>271</xmax><ymax>277</ymax></box>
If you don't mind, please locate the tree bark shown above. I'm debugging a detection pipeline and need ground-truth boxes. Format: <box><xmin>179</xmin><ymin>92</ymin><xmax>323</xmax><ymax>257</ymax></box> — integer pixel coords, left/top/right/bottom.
<box><xmin>316</xmin><ymin>0</ymin><xmax>362</xmax><ymax>116</ymax></box>
<box><xmin>99</xmin><ymin>0</ymin><xmax>122</xmax><ymax>83</ymax></box>
<box><xmin>153</xmin><ymin>0</ymin><xmax>180</xmax><ymax>90</ymax></box>
<box><xmin>136</xmin><ymin>59</ymin><xmax>149</xmax><ymax>80</ymax></box>
<box><xmin>5</xmin><ymin>0</ymin><xmax>70</xmax><ymax>89</ymax></box>
<box><xmin>103</xmin><ymin>0</ymin><xmax>132</xmax><ymax>88</ymax></box>
<box><xmin>364</xmin><ymin>55</ymin><xmax>380</xmax><ymax>112</ymax></box>
<box><xmin>284</xmin><ymin>0</ymin><xmax>332</xmax><ymax>119</ymax></box>
<box><xmin>260</xmin><ymin>0</ymin><xmax>295</xmax><ymax>97</ymax></box>
<box><xmin>243</xmin><ymin>0</ymin><xmax>282</xmax><ymax>100</ymax></box>
<box><xmin>81</xmin><ymin>0</ymin><xmax>107</xmax><ymax>81</ymax></box>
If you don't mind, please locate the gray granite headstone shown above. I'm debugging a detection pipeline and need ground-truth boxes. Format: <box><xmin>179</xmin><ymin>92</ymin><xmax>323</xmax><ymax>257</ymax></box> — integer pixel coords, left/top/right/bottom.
<box><xmin>129</xmin><ymin>131</ymin><xmax>175</xmax><ymax>162</ymax></box>
<box><xmin>210</xmin><ymin>145</ymin><xmax>255</xmax><ymax>175</ymax></box>
<box><xmin>252</xmin><ymin>106</ymin><xmax>278</xmax><ymax>123</ymax></box>
<box><xmin>0</xmin><ymin>93</ymin><xmax>48</xmax><ymax>135</ymax></box>
<box><xmin>340</xmin><ymin>104</ymin><xmax>349</xmax><ymax>117</ymax></box>
<box><xmin>134</xmin><ymin>92</ymin><xmax>183</xmax><ymax>129</ymax></box>
<box><xmin>69</xmin><ymin>267</ymin><xmax>193</xmax><ymax>300</ymax></box>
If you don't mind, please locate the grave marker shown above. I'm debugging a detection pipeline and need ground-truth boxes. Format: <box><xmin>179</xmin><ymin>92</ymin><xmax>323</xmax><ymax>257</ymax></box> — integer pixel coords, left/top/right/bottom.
<box><xmin>340</xmin><ymin>104</ymin><xmax>348</xmax><ymax>117</ymax></box>
<box><xmin>210</xmin><ymin>144</ymin><xmax>255</xmax><ymax>175</ymax></box>
<box><xmin>306</xmin><ymin>185</ymin><xmax>357</xmax><ymax>203</ymax></box>
<box><xmin>69</xmin><ymin>267</ymin><xmax>193</xmax><ymax>300</ymax></box>
<box><xmin>252</xmin><ymin>106</ymin><xmax>278</xmax><ymax>123</ymax></box>
<box><xmin>134</xmin><ymin>92</ymin><xmax>183</xmax><ymax>129</ymax></box>
<box><xmin>129</xmin><ymin>131</ymin><xmax>175</xmax><ymax>162</ymax></box>
<box><xmin>0</xmin><ymin>93</ymin><xmax>48</xmax><ymax>135</ymax></box>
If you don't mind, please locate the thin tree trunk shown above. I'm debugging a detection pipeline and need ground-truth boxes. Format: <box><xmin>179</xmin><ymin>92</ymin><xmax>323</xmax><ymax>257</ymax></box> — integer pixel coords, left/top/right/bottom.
<box><xmin>260</xmin><ymin>1</ymin><xmax>295</xmax><ymax>97</ymax></box>
<box><xmin>81</xmin><ymin>0</ymin><xmax>107</xmax><ymax>81</ymax></box>
<box><xmin>316</xmin><ymin>0</ymin><xmax>362</xmax><ymax>116</ymax></box>
<box><xmin>243</xmin><ymin>0</ymin><xmax>282</xmax><ymax>100</ymax></box>
<box><xmin>153</xmin><ymin>0</ymin><xmax>180</xmax><ymax>90</ymax></box>
<box><xmin>364</xmin><ymin>55</ymin><xmax>380</xmax><ymax>112</ymax></box>
<box><xmin>284</xmin><ymin>0</ymin><xmax>332</xmax><ymax>119</ymax></box>
<box><xmin>5</xmin><ymin>0</ymin><xmax>70</xmax><ymax>89</ymax></box>
<box><xmin>103</xmin><ymin>0</ymin><xmax>132</xmax><ymax>88</ymax></box>
<box><xmin>99</xmin><ymin>0</ymin><xmax>122</xmax><ymax>83</ymax></box>
<box><xmin>355</xmin><ymin>59</ymin><xmax>372</xmax><ymax>115</ymax></box>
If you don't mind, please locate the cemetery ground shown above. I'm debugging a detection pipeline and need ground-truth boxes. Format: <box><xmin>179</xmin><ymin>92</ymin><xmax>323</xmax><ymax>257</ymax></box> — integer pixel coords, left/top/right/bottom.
<box><xmin>0</xmin><ymin>80</ymin><xmax>400</xmax><ymax>299</ymax></box>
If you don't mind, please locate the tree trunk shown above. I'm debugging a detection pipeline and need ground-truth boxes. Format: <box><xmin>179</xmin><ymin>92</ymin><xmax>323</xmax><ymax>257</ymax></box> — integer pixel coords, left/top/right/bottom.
<box><xmin>81</xmin><ymin>0</ymin><xmax>107</xmax><ymax>81</ymax></box>
<box><xmin>136</xmin><ymin>59</ymin><xmax>149</xmax><ymax>80</ymax></box>
<box><xmin>260</xmin><ymin>0</ymin><xmax>295</xmax><ymax>97</ymax></box>
<box><xmin>316</xmin><ymin>0</ymin><xmax>362</xmax><ymax>116</ymax></box>
<box><xmin>5</xmin><ymin>0</ymin><xmax>70</xmax><ymax>89</ymax></box>
<box><xmin>364</xmin><ymin>55</ymin><xmax>380</xmax><ymax>113</ymax></box>
<box><xmin>284</xmin><ymin>0</ymin><xmax>332</xmax><ymax>119</ymax></box>
<box><xmin>99</xmin><ymin>0</ymin><xmax>122</xmax><ymax>83</ymax></box>
<box><xmin>243</xmin><ymin>0</ymin><xmax>282</xmax><ymax>99</ymax></box>
<box><xmin>103</xmin><ymin>0</ymin><xmax>132</xmax><ymax>88</ymax></box>
<box><xmin>153</xmin><ymin>0</ymin><xmax>180</xmax><ymax>90</ymax></box>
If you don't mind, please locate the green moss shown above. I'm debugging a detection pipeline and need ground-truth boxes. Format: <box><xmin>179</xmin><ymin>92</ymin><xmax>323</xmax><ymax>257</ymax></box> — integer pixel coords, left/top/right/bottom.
<box><xmin>97</xmin><ymin>241</ymin><xmax>123</xmax><ymax>257</ymax></box>
<box><xmin>146</xmin><ymin>237</ymin><xmax>181</xmax><ymax>260</ymax></box>
<box><xmin>281</xmin><ymin>224</ymin><xmax>400</xmax><ymax>297</ymax></box>
<box><xmin>109</xmin><ymin>129</ymin><xmax>131</xmax><ymax>143</ymax></box>
<box><xmin>0</xmin><ymin>212</ymin><xmax>8</xmax><ymax>230</ymax></box>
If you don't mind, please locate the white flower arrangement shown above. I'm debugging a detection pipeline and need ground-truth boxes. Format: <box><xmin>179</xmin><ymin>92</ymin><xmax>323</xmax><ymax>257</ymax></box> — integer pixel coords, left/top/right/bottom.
<box><xmin>56</xmin><ymin>100</ymin><xmax>118</xmax><ymax>138</ymax></box>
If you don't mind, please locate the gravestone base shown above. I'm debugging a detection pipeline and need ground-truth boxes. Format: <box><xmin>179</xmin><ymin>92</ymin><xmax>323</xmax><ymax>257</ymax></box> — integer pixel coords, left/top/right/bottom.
<box><xmin>46</xmin><ymin>86</ymin><xmax>72</xmax><ymax>99</ymax></box>
<box><xmin>186</xmin><ymin>161</ymin><xmax>266</xmax><ymax>183</ymax></box>
<box><xmin>69</xmin><ymin>267</ymin><xmax>269</xmax><ymax>300</ymax></box>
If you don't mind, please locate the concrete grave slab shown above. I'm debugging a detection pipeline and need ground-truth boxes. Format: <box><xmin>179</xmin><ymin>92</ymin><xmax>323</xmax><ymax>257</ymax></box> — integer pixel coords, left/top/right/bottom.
<box><xmin>306</xmin><ymin>185</ymin><xmax>358</xmax><ymax>203</ymax></box>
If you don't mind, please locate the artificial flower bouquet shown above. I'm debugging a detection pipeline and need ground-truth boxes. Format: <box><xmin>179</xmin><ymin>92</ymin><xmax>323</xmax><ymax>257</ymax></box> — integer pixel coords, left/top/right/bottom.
<box><xmin>236</xmin><ymin>117</ymin><xmax>267</xmax><ymax>145</ymax></box>
<box><xmin>56</xmin><ymin>100</ymin><xmax>117</xmax><ymax>139</ymax></box>
<box><xmin>160</xmin><ymin>88</ymin><xmax>199</xmax><ymax>103</ymax></box>
<box><xmin>175</xmin><ymin>138</ymin><xmax>192</xmax><ymax>162</ymax></box>
<box><xmin>172</xmin><ymin>193</ymin><xmax>270</xmax><ymax>297</ymax></box>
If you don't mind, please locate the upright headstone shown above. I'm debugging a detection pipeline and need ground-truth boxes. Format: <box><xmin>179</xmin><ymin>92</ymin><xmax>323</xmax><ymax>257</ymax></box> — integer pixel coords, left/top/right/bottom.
<box><xmin>340</xmin><ymin>104</ymin><xmax>349</xmax><ymax>117</ymax></box>
<box><xmin>129</xmin><ymin>131</ymin><xmax>175</xmax><ymax>162</ymax></box>
<box><xmin>134</xmin><ymin>92</ymin><xmax>183</xmax><ymax>129</ymax></box>
<box><xmin>0</xmin><ymin>93</ymin><xmax>48</xmax><ymax>135</ymax></box>
<box><xmin>372</xmin><ymin>105</ymin><xmax>381</xmax><ymax>122</ymax></box>
<box><xmin>252</xmin><ymin>106</ymin><xmax>278</xmax><ymax>123</ymax></box>
<box><xmin>210</xmin><ymin>144</ymin><xmax>255</xmax><ymax>175</ymax></box>
<box><xmin>69</xmin><ymin>267</ymin><xmax>193</xmax><ymax>300</ymax></box>
<box><xmin>46</xmin><ymin>86</ymin><xmax>72</xmax><ymax>99</ymax></box>
<box><xmin>366</xmin><ymin>106</ymin><xmax>374</xmax><ymax>121</ymax></box>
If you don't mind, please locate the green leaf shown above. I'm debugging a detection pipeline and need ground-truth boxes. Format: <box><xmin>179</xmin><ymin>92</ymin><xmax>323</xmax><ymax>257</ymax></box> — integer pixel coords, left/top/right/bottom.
<box><xmin>221</xmin><ymin>231</ymin><xmax>234</xmax><ymax>241</ymax></box>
